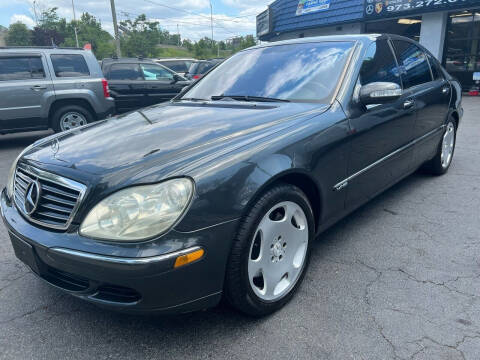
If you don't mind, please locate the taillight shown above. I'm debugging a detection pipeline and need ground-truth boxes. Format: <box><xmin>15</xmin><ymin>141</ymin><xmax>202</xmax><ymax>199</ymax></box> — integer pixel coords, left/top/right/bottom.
<box><xmin>102</xmin><ymin>78</ymin><xmax>110</xmax><ymax>98</ymax></box>
<box><xmin>193</xmin><ymin>75</ymin><xmax>200</xmax><ymax>79</ymax></box>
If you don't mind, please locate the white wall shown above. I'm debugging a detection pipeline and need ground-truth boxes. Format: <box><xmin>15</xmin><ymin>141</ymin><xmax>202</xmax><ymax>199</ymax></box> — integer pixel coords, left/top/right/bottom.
<box><xmin>419</xmin><ymin>11</ymin><xmax>448</xmax><ymax>60</ymax></box>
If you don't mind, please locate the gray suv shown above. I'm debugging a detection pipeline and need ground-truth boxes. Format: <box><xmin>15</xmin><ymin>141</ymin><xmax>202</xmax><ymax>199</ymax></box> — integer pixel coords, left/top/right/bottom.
<box><xmin>0</xmin><ymin>47</ymin><xmax>115</xmax><ymax>134</ymax></box>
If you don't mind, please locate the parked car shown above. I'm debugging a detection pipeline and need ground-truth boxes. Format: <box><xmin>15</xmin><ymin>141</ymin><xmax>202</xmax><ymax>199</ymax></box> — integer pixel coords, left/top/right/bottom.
<box><xmin>2</xmin><ymin>34</ymin><xmax>462</xmax><ymax>316</ymax></box>
<box><xmin>0</xmin><ymin>47</ymin><xmax>114</xmax><ymax>134</ymax></box>
<box><xmin>186</xmin><ymin>58</ymin><xmax>223</xmax><ymax>80</ymax></box>
<box><xmin>155</xmin><ymin>58</ymin><xmax>195</xmax><ymax>77</ymax></box>
<box><xmin>101</xmin><ymin>57</ymin><xmax>190</xmax><ymax>114</ymax></box>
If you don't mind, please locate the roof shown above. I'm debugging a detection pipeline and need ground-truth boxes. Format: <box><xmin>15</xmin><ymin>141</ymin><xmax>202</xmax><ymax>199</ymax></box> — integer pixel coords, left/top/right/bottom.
<box><xmin>0</xmin><ymin>47</ymin><xmax>88</xmax><ymax>54</ymax></box>
<box><xmin>101</xmin><ymin>57</ymin><xmax>157</xmax><ymax>64</ymax></box>
<box><xmin>250</xmin><ymin>33</ymin><xmax>380</xmax><ymax>51</ymax></box>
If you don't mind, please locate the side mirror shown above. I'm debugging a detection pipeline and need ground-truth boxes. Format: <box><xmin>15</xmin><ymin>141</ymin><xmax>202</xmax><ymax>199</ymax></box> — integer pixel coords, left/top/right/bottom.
<box><xmin>359</xmin><ymin>82</ymin><xmax>402</xmax><ymax>105</ymax></box>
<box><xmin>171</xmin><ymin>74</ymin><xmax>182</xmax><ymax>83</ymax></box>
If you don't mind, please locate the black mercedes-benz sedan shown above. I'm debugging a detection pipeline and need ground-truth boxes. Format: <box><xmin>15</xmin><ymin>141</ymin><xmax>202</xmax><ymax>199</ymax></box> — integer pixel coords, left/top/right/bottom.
<box><xmin>1</xmin><ymin>34</ymin><xmax>462</xmax><ymax>316</ymax></box>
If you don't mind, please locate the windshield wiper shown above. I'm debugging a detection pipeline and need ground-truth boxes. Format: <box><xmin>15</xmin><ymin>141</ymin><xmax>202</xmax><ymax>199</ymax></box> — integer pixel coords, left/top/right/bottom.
<box><xmin>175</xmin><ymin>97</ymin><xmax>209</xmax><ymax>102</ymax></box>
<box><xmin>211</xmin><ymin>95</ymin><xmax>290</xmax><ymax>103</ymax></box>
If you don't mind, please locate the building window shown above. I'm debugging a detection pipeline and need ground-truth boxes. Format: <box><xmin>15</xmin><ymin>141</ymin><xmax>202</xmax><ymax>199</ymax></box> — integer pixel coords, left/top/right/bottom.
<box><xmin>365</xmin><ymin>17</ymin><xmax>422</xmax><ymax>42</ymax></box>
<box><xmin>445</xmin><ymin>11</ymin><xmax>480</xmax><ymax>90</ymax></box>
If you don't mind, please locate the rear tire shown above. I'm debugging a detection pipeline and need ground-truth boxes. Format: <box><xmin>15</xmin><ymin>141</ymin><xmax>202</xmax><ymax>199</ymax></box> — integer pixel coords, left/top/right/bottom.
<box><xmin>225</xmin><ymin>184</ymin><xmax>315</xmax><ymax>316</ymax></box>
<box><xmin>423</xmin><ymin>118</ymin><xmax>457</xmax><ymax>175</ymax></box>
<box><xmin>51</xmin><ymin>104</ymin><xmax>93</xmax><ymax>133</ymax></box>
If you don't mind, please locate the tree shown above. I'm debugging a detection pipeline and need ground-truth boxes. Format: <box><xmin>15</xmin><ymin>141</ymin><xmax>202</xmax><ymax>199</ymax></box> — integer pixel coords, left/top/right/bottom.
<box><xmin>62</xmin><ymin>13</ymin><xmax>114</xmax><ymax>59</ymax></box>
<box><xmin>6</xmin><ymin>22</ymin><xmax>32</xmax><ymax>46</ymax></box>
<box><xmin>32</xmin><ymin>8</ymin><xmax>66</xmax><ymax>46</ymax></box>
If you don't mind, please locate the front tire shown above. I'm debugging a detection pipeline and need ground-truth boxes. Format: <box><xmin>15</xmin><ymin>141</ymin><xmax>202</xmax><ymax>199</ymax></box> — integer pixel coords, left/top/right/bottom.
<box><xmin>424</xmin><ymin>119</ymin><xmax>457</xmax><ymax>175</ymax></box>
<box><xmin>225</xmin><ymin>184</ymin><xmax>315</xmax><ymax>316</ymax></box>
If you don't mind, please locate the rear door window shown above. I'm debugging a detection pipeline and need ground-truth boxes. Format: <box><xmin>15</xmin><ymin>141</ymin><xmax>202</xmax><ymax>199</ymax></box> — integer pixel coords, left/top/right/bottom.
<box><xmin>427</xmin><ymin>53</ymin><xmax>444</xmax><ymax>80</ymax></box>
<box><xmin>391</xmin><ymin>40</ymin><xmax>432</xmax><ymax>89</ymax></box>
<box><xmin>107</xmin><ymin>63</ymin><xmax>143</xmax><ymax>80</ymax></box>
<box><xmin>0</xmin><ymin>56</ymin><xmax>46</xmax><ymax>81</ymax></box>
<box><xmin>51</xmin><ymin>54</ymin><xmax>90</xmax><ymax>77</ymax></box>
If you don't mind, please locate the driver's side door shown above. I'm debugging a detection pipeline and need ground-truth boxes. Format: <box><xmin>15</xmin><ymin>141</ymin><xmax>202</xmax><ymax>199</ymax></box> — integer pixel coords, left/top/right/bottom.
<box><xmin>140</xmin><ymin>63</ymin><xmax>180</xmax><ymax>106</ymax></box>
<box><xmin>345</xmin><ymin>38</ymin><xmax>416</xmax><ymax>209</ymax></box>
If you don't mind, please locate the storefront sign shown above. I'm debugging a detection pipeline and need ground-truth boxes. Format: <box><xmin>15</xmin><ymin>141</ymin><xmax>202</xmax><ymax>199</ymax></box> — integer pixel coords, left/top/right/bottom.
<box><xmin>257</xmin><ymin>7</ymin><xmax>273</xmax><ymax>37</ymax></box>
<box><xmin>296</xmin><ymin>0</ymin><xmax>331</xmax><ymax>16</ymax></box>
<box><xmin>365</xmin><ymin>0</ymin><xmax>476</xmax><ymax>18</ymax></box>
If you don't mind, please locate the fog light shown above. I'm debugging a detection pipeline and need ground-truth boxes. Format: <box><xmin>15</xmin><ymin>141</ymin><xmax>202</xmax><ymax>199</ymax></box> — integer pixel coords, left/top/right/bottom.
<box><xmin>174</xmin><ymin>248</ymin><xmax>204</xmax><ymax>268</ymax></box>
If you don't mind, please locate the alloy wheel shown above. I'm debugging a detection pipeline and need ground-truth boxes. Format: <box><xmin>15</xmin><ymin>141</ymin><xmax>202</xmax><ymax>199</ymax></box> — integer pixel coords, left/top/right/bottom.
<box><xmin>441</xmin><ymin>122</ymin><xmax>455</xmax><ymax>169</ymax></box>
<box><xmin>60</xmin><ymin>111</ymin><xmax>87</xmax><ymax>131</ymax></box>
<box><xmin>248</xmin><ymin>201</ymin><xmax>309</xmax><ymax>301</ymax></box>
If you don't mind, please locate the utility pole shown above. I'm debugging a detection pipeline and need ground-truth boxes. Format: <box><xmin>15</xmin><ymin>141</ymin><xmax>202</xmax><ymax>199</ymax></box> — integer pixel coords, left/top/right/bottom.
<box><xmin>71</xmin><ymin>0</ymin><xmax>79</xmax><ymax>48</ymax></box>
<box><xmin>110</xmin><ymin>0</ymin><xmax>121</xmax><ymax>57</ymax></box>
<box><xmin>177</xmin><ymin>24</ymin><xmax>180</xmax><ymax>47</ymax></box>
<box><xmin>209</xmin><ymin>1</ymin><xmax>214</xmax><ymax>48</ymax></box>
<box><xmin>33</xmin><ymin>1</ymin><xmax>39</xmax><ymax>25</ymax></box>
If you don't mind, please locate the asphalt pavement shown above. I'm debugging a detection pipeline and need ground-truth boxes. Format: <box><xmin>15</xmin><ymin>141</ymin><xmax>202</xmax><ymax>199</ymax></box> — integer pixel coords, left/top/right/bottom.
<box><xmin>1</xmin><ymin>98</ymin><xmax>480</xmax><ymax>360</ymax></box>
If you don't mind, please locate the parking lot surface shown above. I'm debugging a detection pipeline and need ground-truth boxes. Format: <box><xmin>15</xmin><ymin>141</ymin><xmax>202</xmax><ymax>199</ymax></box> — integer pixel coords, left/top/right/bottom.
<box><xmin>1</xmin><ymin>98</ymin><xmax>479</xmax><ymax>360</ymax></box>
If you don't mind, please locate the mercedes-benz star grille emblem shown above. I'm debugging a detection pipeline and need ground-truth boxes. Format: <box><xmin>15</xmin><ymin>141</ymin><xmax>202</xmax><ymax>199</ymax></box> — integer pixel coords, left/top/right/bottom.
<box><xmin>24</xmin><ymin>180</ymin><xmax>42</xmax><ymax>215</ymax></box>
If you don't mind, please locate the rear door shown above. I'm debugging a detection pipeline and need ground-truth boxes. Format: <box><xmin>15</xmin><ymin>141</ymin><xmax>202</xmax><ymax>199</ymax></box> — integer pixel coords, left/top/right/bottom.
<box><xmin>104</xmin><ymin>62</ymin><xmax>146</xmax><ymax>113</ymax></box>
<box><xmin>345</xmin><ymin>39</ymin><xmax>416</xmax><ymax>209</ymax></box>
<box><xmin>390</xmin><ymin>40</ymin><xmax>450</xmax><ymax>168</ymax></box>
<box><xmin>0</xmin><ymin>54</ymin><xmax>53</xmax><ymax>131</ymax></box>
<box><xmin>140</xmin><ymin>63</ymin><xmax>183</xmax><ymax>106</ymax></box>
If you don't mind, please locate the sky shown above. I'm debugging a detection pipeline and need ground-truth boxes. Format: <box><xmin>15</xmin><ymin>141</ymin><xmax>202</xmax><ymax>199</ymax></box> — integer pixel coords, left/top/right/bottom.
<box><xmin>0</xmin><ymin>0</ymin><xmax>272</xmax><ymax>41</ymax></box>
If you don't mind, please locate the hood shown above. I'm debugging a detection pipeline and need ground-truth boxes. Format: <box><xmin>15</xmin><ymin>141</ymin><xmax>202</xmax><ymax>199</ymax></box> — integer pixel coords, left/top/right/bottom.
<box><xmin>24</xmin><ymin>101</ymin><xmax>328</xmax><ymax>177</ymax></box>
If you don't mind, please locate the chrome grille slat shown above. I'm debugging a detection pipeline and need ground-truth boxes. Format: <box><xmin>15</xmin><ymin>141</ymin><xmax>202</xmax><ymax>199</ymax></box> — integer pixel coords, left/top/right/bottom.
<box><xmin>39</xmin><ymin>202</ymin><xmax>73</xmax><ymax>214</ymax></box>
<box><xmin>42</xmin><ymin>194</ymin><xmax>77</xmax><ymax>207</ymax></box>
<box><xmin>41</xmin><ymin>184</ymin><xmax>79</xmax><ymax>199</ymax></box>
<box><xmin>13</xmin><ymin>163</ymin><xmax>87</xmax><ymax>230</ymax></box>
<box><xmin>35</xmin><ymin>211</ymin><xmax>70</xmax><ymax>221</ymax></box>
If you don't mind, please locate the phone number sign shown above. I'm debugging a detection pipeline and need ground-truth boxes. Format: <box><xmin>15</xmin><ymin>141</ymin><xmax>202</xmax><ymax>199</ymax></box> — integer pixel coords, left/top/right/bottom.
<box><xmin>365</xmin><ymin>0</ymin><xmax>475</xmax><ymax>18</ymax></box>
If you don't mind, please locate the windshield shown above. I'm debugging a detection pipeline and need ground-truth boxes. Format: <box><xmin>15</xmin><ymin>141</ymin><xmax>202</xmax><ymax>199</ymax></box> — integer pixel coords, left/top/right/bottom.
<box><xmin>182</xmin><ymin>41</ymin><xmax>355</xmax><ymax>103</ymax></box>
<box><xmin>160</xmin><ymin>60</ymin><xmax>192</xmax><ymax>73</ymax></box>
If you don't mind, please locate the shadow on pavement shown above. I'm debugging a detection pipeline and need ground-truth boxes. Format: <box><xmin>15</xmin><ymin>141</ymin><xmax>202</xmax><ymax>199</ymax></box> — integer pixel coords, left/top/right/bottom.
<box><xmin>0</xmin><ymin>130</ymin><xmax>53</xmax><ymax>150</ymax></box>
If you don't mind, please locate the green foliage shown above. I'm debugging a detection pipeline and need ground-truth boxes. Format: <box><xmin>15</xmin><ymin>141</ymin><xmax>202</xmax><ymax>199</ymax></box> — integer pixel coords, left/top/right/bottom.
<box><xmin>5</xmin><ymin>8</ymin><xmax>256</xmax><ymax>61</ymax></box>
<box><xmin>62</xmin><ymin>13</ymin><xmax>114</xmax><ymax>59</ymax></box>
<box><xmin>5</xmin><ymin>22</ymin><xmax>32</xmax><ymax>46</ymax></box>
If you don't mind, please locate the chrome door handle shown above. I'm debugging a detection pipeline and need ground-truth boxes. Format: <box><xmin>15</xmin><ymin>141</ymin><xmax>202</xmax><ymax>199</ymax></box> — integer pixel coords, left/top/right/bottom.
<box><xmin>403</xmin><ymin>99</ymin><xmax>415</xmax><ymax>109</ymax></box>
<box><xmin>442</xmin><ymin>86</ymin><xmax>450</xmax><ymax>94</ymax></box>
<box><xmin>31</xmin><ymin>85</ymin><xmax>46</xmax><ymax>91</ymax></box>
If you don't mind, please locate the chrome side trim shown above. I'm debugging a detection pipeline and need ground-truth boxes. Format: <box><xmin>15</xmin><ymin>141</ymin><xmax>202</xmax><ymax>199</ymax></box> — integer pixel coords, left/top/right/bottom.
<box><xmin>14</xmin><ymin>163</ymin><xmax>87</xmax><ymax>230</ymax></box>
<box><xmin>50</xmin><ymin>246</ymin><xmax>203</xmax><ymax>265</ymax></box>
<box><xmin>333</xmin><ymin>125</ymin><xmax>445</xmax><ymax>191</ymax></box>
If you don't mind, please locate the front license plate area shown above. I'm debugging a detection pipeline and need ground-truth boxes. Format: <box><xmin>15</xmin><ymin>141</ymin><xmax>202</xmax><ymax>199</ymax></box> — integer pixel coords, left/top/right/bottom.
<box><xmin>10</xmin><ymin>233</ymin><xmax>41</xmax><ymax>275</ymax></box>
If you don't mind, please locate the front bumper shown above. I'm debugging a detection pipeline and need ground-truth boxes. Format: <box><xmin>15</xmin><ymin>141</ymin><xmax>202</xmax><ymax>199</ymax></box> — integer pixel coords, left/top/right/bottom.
<box><xmin>1</xmin><ymin>189</ymin><xmax>239</xmax><ymax>314</ymax></box>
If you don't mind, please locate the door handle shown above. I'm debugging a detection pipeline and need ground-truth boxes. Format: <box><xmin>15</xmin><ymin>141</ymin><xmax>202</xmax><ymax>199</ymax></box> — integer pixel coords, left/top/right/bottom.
<box><xmin>30</xmin><ymin>85</ymin><xmax>47</xmax><ymax>91</ymax></box>
<box><xmin>403</xmin><ymin>99</ymin><xmax>415</xmax><ymax>109</ymax></box>
<box><xmin>442</xmin><ymin>86</ymin><xmax>450</xmax><ymax>95</ymax></box>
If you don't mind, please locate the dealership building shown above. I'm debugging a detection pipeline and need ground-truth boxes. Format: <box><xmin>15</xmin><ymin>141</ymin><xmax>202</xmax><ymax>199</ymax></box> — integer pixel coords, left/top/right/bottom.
<box><xmin>257</xmin><ymin>0</ymin><xmax>480</xmax><ymax>91</ymax></box>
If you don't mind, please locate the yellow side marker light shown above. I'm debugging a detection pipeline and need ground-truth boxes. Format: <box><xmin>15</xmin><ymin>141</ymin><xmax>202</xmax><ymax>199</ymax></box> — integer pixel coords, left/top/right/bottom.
<box><xmin>174</xmin><ymin>248</ymin><xmax>205</xmax><ymax>268</ymax></box>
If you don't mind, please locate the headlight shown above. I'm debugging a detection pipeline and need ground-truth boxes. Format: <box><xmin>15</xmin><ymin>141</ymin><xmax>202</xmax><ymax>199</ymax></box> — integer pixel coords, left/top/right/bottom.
<box><xmin>6</xmin><ymin>143</ymin><xmax>35</xmax><ymax>200</ymax></box>
<box><xmin>79</xmin><ymin>178</ymin><xmax>194</xmax><ymax>241</ymax></box>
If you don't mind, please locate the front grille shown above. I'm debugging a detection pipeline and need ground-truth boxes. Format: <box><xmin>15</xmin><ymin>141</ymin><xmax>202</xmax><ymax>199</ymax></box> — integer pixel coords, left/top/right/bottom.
<box><xmin>13</xmin><ymin>163</ymin><xmax>86</xmax><ymax>230</ymax></box>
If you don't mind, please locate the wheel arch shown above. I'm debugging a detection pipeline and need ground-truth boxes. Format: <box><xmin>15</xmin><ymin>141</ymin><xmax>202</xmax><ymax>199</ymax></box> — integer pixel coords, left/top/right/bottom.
<box><xmin>48</xmin><ymin>99</ymin><xmax>96</xmax><ymax>128</ymax></box>
<box><xmin>243</xmin><ymin>169</ymin><xmax>323</xmax><ymax>233</ymax></box>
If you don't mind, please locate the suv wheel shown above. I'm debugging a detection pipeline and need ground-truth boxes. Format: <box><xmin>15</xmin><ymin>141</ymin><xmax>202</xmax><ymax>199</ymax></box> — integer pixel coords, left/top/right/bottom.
<box><xmin>225</xmin><ymin>184</ymin><xmax>314</xmax><ymax>316</ymax></box>
<box><xmin>52</xmin><ymin>105</ymin><xmax>93</xmax><ymax>132</ymax></box>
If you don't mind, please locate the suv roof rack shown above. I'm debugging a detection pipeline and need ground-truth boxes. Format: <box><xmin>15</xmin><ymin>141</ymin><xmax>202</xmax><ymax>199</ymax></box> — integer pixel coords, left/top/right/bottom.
<box><xmin>0</xmin><ymin>46</ymin><xmax>84</xmax><ymax>50</ymax></box>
